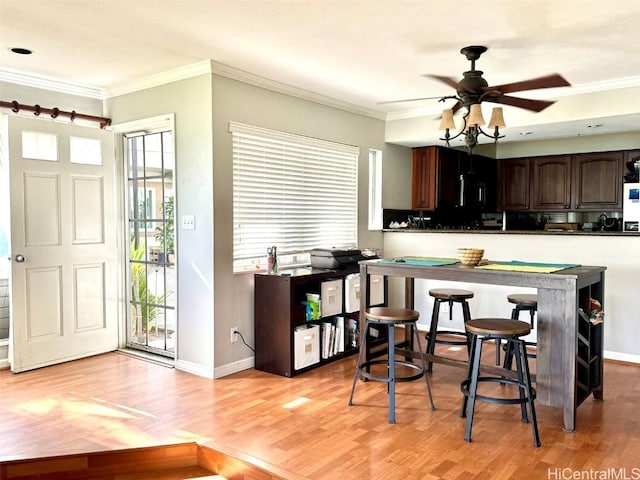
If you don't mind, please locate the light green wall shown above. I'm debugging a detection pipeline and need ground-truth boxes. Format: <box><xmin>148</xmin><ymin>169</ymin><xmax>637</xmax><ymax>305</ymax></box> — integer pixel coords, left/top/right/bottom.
<box><xmin>106</xmin><ymin>75</ymin><xmax>216</xmax><ymax>374</ymax></box>
<box><xmin>211</xmin><ymin>74</ymin><xmax>394</xmax><ymax>370</ymax></box>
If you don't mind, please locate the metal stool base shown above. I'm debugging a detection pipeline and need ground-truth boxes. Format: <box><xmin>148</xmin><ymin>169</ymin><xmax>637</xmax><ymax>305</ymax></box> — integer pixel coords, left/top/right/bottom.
<box><xmin>349</xmin><ymin>317</ymin><xmax>435</xmax><ymax>424</ymax></box>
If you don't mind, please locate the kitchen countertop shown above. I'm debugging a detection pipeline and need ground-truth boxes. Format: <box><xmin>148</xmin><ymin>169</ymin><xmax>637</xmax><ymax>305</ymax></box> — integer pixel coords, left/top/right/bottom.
<box><xmin>383</xmin><ymin>228</ymin><xmax>639</xmax><ymax>236</ymax></box>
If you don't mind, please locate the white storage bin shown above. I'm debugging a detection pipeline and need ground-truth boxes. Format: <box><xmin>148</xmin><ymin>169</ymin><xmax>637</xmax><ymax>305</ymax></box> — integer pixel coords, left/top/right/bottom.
<box><xmin>344</xmin><ymin>273</ymin><xmax>384</xmax><ymax>313</ymax></box>
<box><xmin>321</xmin><ymin>279</ymin><xmax>343</xmax><ymax>317</ymax></box>
<box><xmin>344</xmin><ymin>273</ymin><xmax>360</xmax><ymax>313</ymax></box>
<box><xmin>370</xmin><ymin>274</ymin><xmax>385</xmax><ymax>306</ymax></box>
<box><xmin>294</xmin><ymin>324</ymin><xmax>320</xmax><ymax>370</ymax></box>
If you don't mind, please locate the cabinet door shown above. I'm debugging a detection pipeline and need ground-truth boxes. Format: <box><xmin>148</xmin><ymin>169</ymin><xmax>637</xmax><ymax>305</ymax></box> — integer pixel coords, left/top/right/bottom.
<box><xmin>572</xmin><ymin>152</ymin><xmax>624</xmax><ymax>210</ymax></box>
<box><xmin>531</xmin><ymin>155</ymin><xmax>571</xmax><ymax>210</ymax></box>
<box><xmin>412</xmin><ymin>147</ymin><xmax>437</xmax><ymax>210</ymax></box>
<box><xmin>497</xmin><ymin>158</ymin><xmax>530</xmax><ymax>210</ymax></box>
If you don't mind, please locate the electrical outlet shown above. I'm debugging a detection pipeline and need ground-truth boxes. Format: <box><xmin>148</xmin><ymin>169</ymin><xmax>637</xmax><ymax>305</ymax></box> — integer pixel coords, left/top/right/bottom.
<box><xmin>230</xmin><ymin>327</ymin><xmax>239</xmax><ymax>344</ymax></box>
<box><xmin>441</xmin><ymin>303</ymin><xmax>449</xmax><ymax>314</ymax></box>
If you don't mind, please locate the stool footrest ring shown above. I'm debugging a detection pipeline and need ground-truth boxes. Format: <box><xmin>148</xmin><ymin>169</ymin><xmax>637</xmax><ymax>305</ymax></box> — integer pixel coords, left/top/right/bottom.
<box><xmin>460</xmin><ymin>377</ymin><xmax>537</xmax><ymax>406</ymax></box>
<box><xmin>358</xmin><ymin>359</ymin><xmax>425</xmax><ymax>383</ymax></box>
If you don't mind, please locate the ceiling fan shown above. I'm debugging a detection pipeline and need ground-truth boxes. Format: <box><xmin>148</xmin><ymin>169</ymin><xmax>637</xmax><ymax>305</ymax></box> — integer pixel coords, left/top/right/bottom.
<box><xmin>381</xmin><ymin>45</ymin><xmax>571</xmax><ymax>113</ymax></box>
<box><xmin>381</xmin><ymin>46</ymin><xmax>571</xmax><ymax>153</ymax></box>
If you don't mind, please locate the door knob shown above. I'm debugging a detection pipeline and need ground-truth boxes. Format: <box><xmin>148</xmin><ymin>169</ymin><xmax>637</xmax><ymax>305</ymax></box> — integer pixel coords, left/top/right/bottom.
<box><xmin>14</xmin><ymin>254</ymin><xmax>26</xmax><ymax>263</ymax></box>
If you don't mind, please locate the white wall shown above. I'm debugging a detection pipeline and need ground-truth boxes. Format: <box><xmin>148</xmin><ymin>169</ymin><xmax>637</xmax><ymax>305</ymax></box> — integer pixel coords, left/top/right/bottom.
<box><xmin>383</xmin><ymin>231</ymin><xmax>640</xmax><ymax>362</ymax></box>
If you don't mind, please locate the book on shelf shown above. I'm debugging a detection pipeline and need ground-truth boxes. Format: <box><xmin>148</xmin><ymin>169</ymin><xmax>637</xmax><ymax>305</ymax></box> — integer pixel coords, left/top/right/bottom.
<box><xmin>334</xmin><ymin>316</ymin><xmax>345</xmax><ymax>354</ymax></box>
<box><xmin>321</xmin><ymin>321</ymin><xmax>334</xmax><ymax>359</ymax></box>
<box><xmin>347</xmin><ymin>318</ymin><xmax>359</xmax><ymax>349</ymax></box>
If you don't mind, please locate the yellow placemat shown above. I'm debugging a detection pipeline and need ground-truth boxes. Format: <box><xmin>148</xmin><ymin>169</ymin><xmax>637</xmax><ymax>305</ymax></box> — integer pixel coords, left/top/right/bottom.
<box><xmin>475</xmin><ymin>261</ymin><xmax>579</xmax><ymax>273</ymax></box>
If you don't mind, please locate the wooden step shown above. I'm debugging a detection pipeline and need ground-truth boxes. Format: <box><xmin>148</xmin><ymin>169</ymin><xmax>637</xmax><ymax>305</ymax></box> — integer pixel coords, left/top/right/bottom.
<box><xmin>0</xmin><ymin>442</ymin><xmax>300</xmax><ymax>480</ymax></box>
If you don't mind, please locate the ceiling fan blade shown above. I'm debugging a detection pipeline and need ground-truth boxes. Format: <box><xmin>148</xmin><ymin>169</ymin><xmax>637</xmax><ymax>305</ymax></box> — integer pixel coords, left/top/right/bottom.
<box><xmin>377</xmin><ymin>96</ymin><xmax>443</xmax><ymax>105</ymax></box>
<box><xmin>451</xmin><ymin>101</ymin><xmax>463</xmax><ymax>115</ymax></box>
<box><xmin>485</xmin><ymin>74</ymin><xmax>571</xmax><ymax>94</ymax></box>
<box><xmin>485</xmin><ymin>95</ymin><xmax>556</xmax><ymax>112</ymax></box>
<box><xmin>423</xmin><ymin>74</ymin><xmax>460</xmax><ymax>90</ymax></box>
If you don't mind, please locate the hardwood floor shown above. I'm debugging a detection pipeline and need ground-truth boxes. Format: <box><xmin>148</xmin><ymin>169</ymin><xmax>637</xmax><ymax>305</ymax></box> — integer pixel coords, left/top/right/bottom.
<box><xmin>1</xmin><ymin>349</ymin><xmax>639</xmax><ymax>480</ymax></box>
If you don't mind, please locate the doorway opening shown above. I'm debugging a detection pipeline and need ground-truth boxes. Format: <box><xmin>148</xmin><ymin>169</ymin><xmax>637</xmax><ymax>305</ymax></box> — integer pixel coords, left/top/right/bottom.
<box><xmin>125</xmin><ymin>130</ymin><xmax>176</xmax><ymax>358</ymax></box>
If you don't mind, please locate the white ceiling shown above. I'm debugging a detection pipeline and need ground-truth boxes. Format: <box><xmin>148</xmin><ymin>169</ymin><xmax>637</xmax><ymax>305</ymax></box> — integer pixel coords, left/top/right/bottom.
<box><xmin>1</xmin><ymin>0</ymin><xmax>640</xmax><ymax>146</ymax></box>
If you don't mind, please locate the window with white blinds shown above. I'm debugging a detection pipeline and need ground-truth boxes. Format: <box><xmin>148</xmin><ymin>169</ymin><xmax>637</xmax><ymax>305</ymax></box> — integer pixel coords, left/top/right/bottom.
<box><xmin>230</xmin><ymin>122</ymin><xmax>359</xmax><ymax>272</ymax></box>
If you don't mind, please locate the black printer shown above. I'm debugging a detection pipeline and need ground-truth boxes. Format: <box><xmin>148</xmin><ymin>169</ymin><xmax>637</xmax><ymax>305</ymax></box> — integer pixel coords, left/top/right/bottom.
<box><xmin>310</xmin><ymin>248</ymin><xmax>373</xmax><ymax>270</ymax></box>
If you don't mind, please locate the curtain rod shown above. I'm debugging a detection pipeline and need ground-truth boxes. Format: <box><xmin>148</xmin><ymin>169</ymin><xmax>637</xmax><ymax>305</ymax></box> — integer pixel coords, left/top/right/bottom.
<box><xmin>0</xmin><ymin>100</ymin><xmax>111</xmax><ymax>129</ymax></box>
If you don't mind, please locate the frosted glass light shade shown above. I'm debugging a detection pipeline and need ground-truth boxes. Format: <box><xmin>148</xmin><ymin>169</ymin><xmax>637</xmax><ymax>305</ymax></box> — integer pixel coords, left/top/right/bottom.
<box><xmin>488</xmin><ymin>107</ymin><xmax>506</xmax><ymax>128</ymax></box>
<box><xmin>438</xmin><ymin>109</ymin><xmax>456</xmax><ymax>130</ymax></box>
<box><xmin>467</xmin><ymin>104</ymin><xmax>486</xmax><ymax>126</ymax></box>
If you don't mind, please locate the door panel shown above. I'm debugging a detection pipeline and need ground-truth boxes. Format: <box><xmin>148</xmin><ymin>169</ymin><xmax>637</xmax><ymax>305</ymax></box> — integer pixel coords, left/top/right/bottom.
<box><xmin>72</xmin><ymin>176</ymin><xmax>104</xmax><ymax>243</ymax></box>
<box><xmin>8</xmin><ymin>115</ymin><xmax>118</xmax><ymax>372</ymax></box>
<box><xmin>24</xmin><ymin>172</ymin><xmax>61</xmax><ymax>245</ymax></box>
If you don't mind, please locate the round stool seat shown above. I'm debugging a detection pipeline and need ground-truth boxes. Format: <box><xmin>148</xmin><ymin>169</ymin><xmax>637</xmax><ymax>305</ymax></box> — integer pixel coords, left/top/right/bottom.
<box><xmin>466</xmin><ymin>318</ymin><xmax>531</xmax><ymax>337</ymax></box>
<box><xmin>366</xmin><ymin>306</ymin><xmax>419</xmax><ymax>323</ymax></box>
<box><xmin>507</xmin><ymin>294</ymin><xmax>538</xmax><ymax>308</ymax></box>
<box><xmin>429</xmin><ymin>288</ymin><xmax>474</xmax><ymax>300</ymax></box>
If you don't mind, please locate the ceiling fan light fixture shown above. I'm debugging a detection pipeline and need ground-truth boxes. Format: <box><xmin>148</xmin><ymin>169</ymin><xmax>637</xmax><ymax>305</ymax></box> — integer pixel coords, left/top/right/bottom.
<box><xmin>438</xmin><ymin>109</ymin><xmax>456</xmax><ymax>131</ymax></box>
<box><xmin>429</xmin><ymin>45</ymin><xmax>571</xmax><ymax>154</ymax></box>
<box><xmin>488</xmin><ymin>107</ymin><xmax>506</xmax><ymax>129</ymax></box>
<box><xmin>467</xmin><ymin>104</ymin><xmax>486</xmax><ymax>127</ymax></box>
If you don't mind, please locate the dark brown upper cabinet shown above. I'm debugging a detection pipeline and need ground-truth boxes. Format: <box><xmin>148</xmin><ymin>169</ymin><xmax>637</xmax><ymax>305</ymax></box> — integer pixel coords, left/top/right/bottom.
<box><xmin>498</xmin><ymin>150</ymin><xmax>627</xmax><ymax>212</ymax></box>
<box><xmin>572</xmin><ymin>152</ymin><xmax>624</xmax><ymax>210</ymax></box>
<box><xmin>497</xmin><ymin>158</ymin><xmax>530</xmax><ymax>211</ymax></box>
<box><xmin>531</xmin><ymin>155</ymin><xmax>572</xmax><ymax>210</ymax></box>
<box><xmin>411</xmin><ymin>146</ymin><xmax>459</xmax><ymax>211</ymax></box>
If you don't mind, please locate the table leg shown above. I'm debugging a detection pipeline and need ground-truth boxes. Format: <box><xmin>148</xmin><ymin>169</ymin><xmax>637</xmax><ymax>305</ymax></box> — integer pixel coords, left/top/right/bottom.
<box><xmin>537</xmin><ymin>286</ymin><xmax>577</xmax><ymax>432</ymax></box>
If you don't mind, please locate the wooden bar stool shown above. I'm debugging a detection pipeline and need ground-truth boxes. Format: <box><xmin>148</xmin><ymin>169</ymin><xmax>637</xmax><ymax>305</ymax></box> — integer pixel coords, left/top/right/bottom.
<box><xmin>425</xmin><ymin>288</ymin><xmax>474</xmax><ymax>372</ymax></box>
<box><xmin>501</xmin><ymin>294</ymin><xmax>538</xmax><ymax>369</ymax></box>
<box><xmin>460</xmin><ymin>318</ymin><xmax>540</xmax><ymax>447</ymax></box>
<box><xmin>349</xmin><ymin>306</ymin><xmax>435</xmax><ymax>424</ymax></box>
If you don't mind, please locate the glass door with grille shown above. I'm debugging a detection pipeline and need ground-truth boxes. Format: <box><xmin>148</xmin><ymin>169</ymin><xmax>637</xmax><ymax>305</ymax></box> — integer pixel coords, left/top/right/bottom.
<box><xmin>125</xmin><ymin>130</ymin><xmax>175</xmax><ymax>358</ymax></box>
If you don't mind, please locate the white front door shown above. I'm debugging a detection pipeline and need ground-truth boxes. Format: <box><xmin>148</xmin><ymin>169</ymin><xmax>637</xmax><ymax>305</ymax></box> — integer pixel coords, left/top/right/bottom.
<box><xmin>7</xmin><ymin>116</ymin><xmax>119</xmax><ymax>372</ymax></box>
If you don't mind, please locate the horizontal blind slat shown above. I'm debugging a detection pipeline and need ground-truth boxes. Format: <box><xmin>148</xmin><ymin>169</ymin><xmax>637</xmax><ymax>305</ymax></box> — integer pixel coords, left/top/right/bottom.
<box><xmin>232</xmin><ymin>123</ymin><xmax>358</xmax><ymax>267</ymax></box>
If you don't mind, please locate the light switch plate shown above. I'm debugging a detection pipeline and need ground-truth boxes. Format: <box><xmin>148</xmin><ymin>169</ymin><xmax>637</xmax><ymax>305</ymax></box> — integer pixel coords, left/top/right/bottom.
<box><xmin>181</xmin><ymin>215</ymin><xmax>195</xmax><ymax>230</ymax></box>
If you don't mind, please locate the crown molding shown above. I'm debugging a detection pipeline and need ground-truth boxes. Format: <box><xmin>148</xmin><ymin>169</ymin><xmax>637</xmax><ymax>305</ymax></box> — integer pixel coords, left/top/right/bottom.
<box><xmin>0</xmin><ymin>68</ymin><xmax>103</xmax><ymax>99</ymax></box>
<box><xmin>104</xmin><ymin>59</ymin><xmax>386</xmax><ymax>120</ymax></box>
<box><xmin>6</xmin><ymin>62</ymin><xmax>638</xmax><ymax>124</ymax></box>
<box><xmin>210</xmin><ymin>61</ymin><xmax>386</xmax><ymax>120</ymax></box>
<box><xmin>102</xmin><ymin>60</ymin><xmax>215</xmax><ymax>98</ymax></box>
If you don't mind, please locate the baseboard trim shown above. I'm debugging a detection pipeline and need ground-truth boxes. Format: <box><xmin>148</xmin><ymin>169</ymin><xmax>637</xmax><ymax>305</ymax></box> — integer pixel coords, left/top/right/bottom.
<box><xmin>174</xmin><ymin>358</ymin><xmax>215</xmax><ymax>379</ymax></box>
<box><xmin>214</xmin><ymin>356</ymin><xmax>254</xmax><ymax>378</ymax></box>
<box><xmin>603</xmin><ymin>350</ymin><xmax>640</xmax><ymax>365</ymax></box>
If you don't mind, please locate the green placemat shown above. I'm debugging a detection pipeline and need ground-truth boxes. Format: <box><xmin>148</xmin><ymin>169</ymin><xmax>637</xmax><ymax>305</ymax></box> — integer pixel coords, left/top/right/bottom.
<box><xmin>475</xmin><ymin>260</ymin><xmax>580</xmax><ymax>273</ymax></box>
<box><xmin>378</xmin><ymin>256</ymin><xmax>460</xmax><ymax>267</ymax></box>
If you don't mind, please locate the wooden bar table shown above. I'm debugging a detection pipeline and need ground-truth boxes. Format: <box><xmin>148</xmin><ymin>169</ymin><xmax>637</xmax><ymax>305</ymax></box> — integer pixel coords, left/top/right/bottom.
<box><xmin>358</xmin><ymin>259</ymin><xmax>606</xmax><ymax>432</ymax></box>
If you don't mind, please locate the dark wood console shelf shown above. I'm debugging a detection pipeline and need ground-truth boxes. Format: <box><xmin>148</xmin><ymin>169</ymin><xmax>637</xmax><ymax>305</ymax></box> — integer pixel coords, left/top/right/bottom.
<box><xmin>254</xmin><ymin>267</ymin><xmax>387</xmax><ymax>377</ymax></box>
